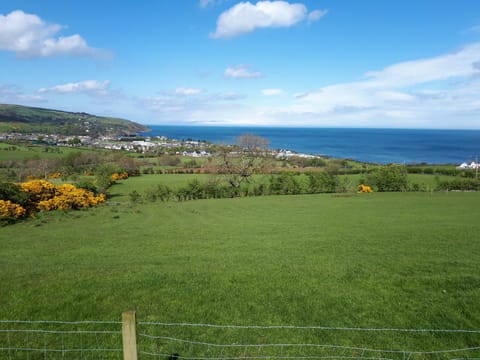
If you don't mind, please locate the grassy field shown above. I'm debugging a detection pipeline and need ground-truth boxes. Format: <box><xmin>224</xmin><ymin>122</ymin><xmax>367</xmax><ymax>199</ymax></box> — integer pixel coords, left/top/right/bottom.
<box><xmin>0</xmin><ymin>142</ymin><xmax>101</xmax><ymax>161</ymax></box>
<box><xmin>1</xmin><ymin>176</ymin><xmax>480</xmax><ymax>358</ymax></box>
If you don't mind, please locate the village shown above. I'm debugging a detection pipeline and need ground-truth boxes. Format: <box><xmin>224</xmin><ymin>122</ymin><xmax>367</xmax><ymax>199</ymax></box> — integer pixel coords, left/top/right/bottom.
<box><xmin>1</xmin><ymin>131</ymin><xmax>477</xmax><ymax>168</ymax></box>
<box><xmin>0</xmin><ymin>131</ymin><xmax>326</xmax><ymax>161</ymax></box>
<box><xmin>0</xmin><ymin>132</ymin><xmax>215</xmax><ymax>157</ymax></box>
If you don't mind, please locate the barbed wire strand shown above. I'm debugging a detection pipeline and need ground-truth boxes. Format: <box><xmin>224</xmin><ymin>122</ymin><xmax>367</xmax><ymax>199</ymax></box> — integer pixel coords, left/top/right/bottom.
<box><xmin>0</xmin><ymin>329</ymin><xmax>120</xmax><ymax>335</ymax></box>
<box><xmin>138</xmin><ymin>352</ymin><xmax>480</xmax><ymax>360</ymax></box>
<box><xmin>0</xmin><ymin>320</ymin><xmax>121</xmax><ymax>325</ymax></box>
<box><xmin>137</xmin><ymin>334</ymin><xmax>480</xmax><ymax>355</ymax></box>
<box><xmin>0</xmin><ymin>347</ymin><xmax>122</xmax><ymax>353</ymax></box>
<box><xmin>137</xmin><ymin>322</ymin><xmax>480</xmax><ymax>334</ymax></box>
<box><xmin>2</xmin><ymin>319</ymin><xmax>480</xmax><ymax>359</ymax></box>
<box><xmin>138</xmin><ymin>352</ymin><xmax>399</xmax><ymax>360</ymax></box>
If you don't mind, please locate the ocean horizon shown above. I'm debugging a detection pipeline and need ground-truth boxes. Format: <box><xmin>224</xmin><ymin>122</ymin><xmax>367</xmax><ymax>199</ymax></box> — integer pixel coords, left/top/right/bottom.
<box><xmin>140</xmin><ymin>125</ymin><xmax>480</xmax><ymax>165</ymax></box>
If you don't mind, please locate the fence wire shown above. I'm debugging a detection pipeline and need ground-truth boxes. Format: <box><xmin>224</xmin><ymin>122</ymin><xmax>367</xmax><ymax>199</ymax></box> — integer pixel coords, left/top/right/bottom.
<box><xmin>0</xmin><ymin>320</ymin><xmax>122</xmax><ymax>359</ymax></box>
<box><xmin>136</xmin><ymin>322</ymin><xmax>480</xmax><ymax>360</ymax></box>
<box><xmin>1</xmin><ymin>319</ymin><xmax>480</xmax><ymax>360</ymax></box>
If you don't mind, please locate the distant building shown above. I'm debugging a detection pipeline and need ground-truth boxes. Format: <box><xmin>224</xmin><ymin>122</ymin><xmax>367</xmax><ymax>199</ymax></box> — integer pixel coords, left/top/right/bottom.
<box><xmin>457</xmin><ymin>162</ymin><xmax>479</xmax><ymax>169</ymax></box>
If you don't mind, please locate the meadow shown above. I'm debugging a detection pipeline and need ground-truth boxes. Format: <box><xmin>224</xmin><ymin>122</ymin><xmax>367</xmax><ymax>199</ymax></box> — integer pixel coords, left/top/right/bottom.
<box><xmin>1</xmin><ymin>175</ymin><xmax>480</xmax><ymax>358</ymax></box>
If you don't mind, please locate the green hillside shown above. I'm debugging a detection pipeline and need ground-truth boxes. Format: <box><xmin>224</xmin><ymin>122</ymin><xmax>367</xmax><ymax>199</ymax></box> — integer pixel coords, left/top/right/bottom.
<box><xmin>1</xmin><ymin>189</ymin><xmax>480</xmax><ymax>358</ymax></box>
<box><xmin>0</xmin><ymin>104</ymin><xmax>150</xmax><ymax>136</ymax></box>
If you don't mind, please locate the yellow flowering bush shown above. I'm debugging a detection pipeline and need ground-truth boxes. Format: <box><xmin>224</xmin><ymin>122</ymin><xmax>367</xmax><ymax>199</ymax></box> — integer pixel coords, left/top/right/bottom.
<box><xmin>17</xmin><ymin>179</ymin><xmax>105</xmax><ymax>213</ymax></box>
<box><xmin>48</xmin><ymin>172</ymin><xmax>63</xmax><ymax>179</ymax></box>
<box><xmin>20</xmin><ymin>180</ymin><xmax>57</xmax><ymax>209</ymax></box>
<box><xmin>37</xmin><ymin>183</ymin><xmax>105</xmax><ymax>211</ymax></box>
<box><xmin>0</xmin><ymin>200</ymin><xmax>26</xmax><ymax>223</ymax></box>
<box><xmin>358</xmin><ymin>184</ymin><xmax>373</xmax><ymax>193</ymax></box>
<box><xmin>110</xmin><ymin>172</ymin><xmax>129</xmax><ymax>181</ymax></box>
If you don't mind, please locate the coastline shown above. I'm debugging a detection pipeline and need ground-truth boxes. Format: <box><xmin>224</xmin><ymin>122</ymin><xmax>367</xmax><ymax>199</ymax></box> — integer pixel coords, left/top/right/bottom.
<box><xmin>140</xmin><ymin>125</ymin><xmax>480</xmax><ymax>165</ymax></box>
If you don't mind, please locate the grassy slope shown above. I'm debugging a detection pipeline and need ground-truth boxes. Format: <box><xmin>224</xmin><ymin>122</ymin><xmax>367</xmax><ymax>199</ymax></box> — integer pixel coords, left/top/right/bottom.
<box><xmin>0</xmin><ymin>142</ymin><xmax>100</xmax><ymax>161</ymax></box>
<box><xmin>0</xmin><ymin>104</ymin><xmax>149</xmax><ymax>134</ymax></box>
<box><xmin>1</xmin><ymin>184</ymin><xmax>479</xmax><ymax>354</ymax></box>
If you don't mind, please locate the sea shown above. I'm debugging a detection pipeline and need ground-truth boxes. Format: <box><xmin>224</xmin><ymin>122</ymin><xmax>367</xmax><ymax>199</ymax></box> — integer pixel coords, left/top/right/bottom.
<box><xmin>140</xmin><ymin>126</ymin><xmax>480</xmax><ymax>165</ymax></box>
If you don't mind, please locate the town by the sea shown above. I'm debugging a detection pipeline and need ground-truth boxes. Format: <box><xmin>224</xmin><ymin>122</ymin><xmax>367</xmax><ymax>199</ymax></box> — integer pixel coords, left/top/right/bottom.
<box><xmin>141</xmin><ymin>126</ymin><xmax>480</xmax><ymax>165</ymax></box>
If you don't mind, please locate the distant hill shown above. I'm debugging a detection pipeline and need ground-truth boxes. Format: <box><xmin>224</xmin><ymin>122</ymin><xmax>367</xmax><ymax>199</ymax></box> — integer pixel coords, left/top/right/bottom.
<box><xmin>0</xmin><ymin>104</ymin><xmax>150</xmax><ymax>136</ymax></box>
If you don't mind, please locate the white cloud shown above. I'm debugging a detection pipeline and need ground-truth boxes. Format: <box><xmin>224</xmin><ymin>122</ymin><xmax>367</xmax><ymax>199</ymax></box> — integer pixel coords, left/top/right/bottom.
<box><xmin>138</xmin><ymin>88</ymin><xmax>249</xmax><ymax>124</ymax></box>
<box><xmin>174</xmin><ymin>87</ymin><xmax>203</xmax><ymax>95</ymax></box>
<box><xmin>224</xmin><ymin>64</ymin><xmax>263</xmax><ymax>79</ymax></box>
<box><xmin>0</xmin><ymin>10</ymin><xmax>109</xmax><ymax>58</ymax></box>
<box><xmin>38</xmin><ymin>80</ymin><xmax>111</xmax><ymax>96</ymax></box>
<box><xmin>200</xmin><ymin>0</ymin><xmax>224</xmax><ymax>8</ymax></box>
<box><xmin>295</xmin><ymin>43</ymin><xmax>480</xmax><ymax>113</ymax></box>
<box><xmin>269</xmin><ymin>42</ymin><xmax>480</xmax><ymax>128</ymax></box>
<box><xmin>0</xmin><ymin>83</ymin><xmax>45</xmax><ymax>104</ymax></box>
<box><xmin>214</xmin><ymin>92</ymin><xmax>247</xmax><ymax>100</ymax></box>
<box><xmin>143</xmin><ymin>42</ymin><xmax>480</xmax><ymax>128</ymax></box>
<box><xmin>307</xmin><ymin>9</ymin><xmax>327</xmax><ymax>23</ymax></box>
<box><xmin>261</xmin><ymin>88</ymin><xmax>284</xmax><ymax>95</ymax></box>
<box><xmin>210</xmin><ymin>1</ymin><xmax>326</xmax><ymax>38</ymax></box>
<box><xmin>199</xmin><ymin>0</ymin><xmax>214</xmax><ymax>7</ymax></box>
<box><xmin>363</xmin><ymin>43</ymin><xmax>480</xmax><ymax>88</ymax></box>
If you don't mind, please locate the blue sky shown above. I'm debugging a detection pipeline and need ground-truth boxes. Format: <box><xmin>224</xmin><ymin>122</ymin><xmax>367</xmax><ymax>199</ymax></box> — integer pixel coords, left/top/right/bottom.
<box><xmin>1</xmin><ymin>0</ymin><xmax>480</xmax><ymax>128</ymax></box>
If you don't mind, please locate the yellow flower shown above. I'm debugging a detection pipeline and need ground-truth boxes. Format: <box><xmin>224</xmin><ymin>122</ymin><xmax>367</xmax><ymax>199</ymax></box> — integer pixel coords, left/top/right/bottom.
<box><xmin>20</xmin><ymin>180</ymin><xmax>105</xmax><ymax>212</ymax></box>
<box><xmin>0</xmin><ymin>200</ymin><xmax>26</xmax><ymax>220</ymax></box>
<box><xmin>358</xmin><ymin>184</ymin><xmax>373</xmax><ymax>193</ymax></box>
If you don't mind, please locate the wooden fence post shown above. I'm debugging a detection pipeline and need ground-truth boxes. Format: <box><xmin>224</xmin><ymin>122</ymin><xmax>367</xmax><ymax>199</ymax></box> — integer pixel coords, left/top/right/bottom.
<box><xmin>122</xmin><ymin>311</ymin><xmax>138</xmax><ymax>360</ymax></box>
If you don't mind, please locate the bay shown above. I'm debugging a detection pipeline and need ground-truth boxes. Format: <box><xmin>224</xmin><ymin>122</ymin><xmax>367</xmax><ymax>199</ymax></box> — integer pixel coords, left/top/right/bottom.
<box><xmin>141</xmin><ymin>126</ymin><xmax>480</xmax><ymax>165</ymax></box>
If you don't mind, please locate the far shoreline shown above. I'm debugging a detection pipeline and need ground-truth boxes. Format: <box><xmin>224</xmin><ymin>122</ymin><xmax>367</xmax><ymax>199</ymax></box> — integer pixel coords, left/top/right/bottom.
<box><xmin>139</xmin><ymin>126</ymin><xmax>480</xmax><ymax>165</ymax></box>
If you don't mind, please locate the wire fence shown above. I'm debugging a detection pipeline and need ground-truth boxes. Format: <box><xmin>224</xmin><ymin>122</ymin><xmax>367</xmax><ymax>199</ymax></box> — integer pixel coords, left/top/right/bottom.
<box><xmin>1</xmin><ymin>316</ymin><xmax>480</xmax><ymax>360</ymax></box>
<box><xmin>0</xmin><ymin>320</ymin><xmax>123</xmax><ymax>359</ymax></box>
<box><xmin>135</xmin><ymin>322</ymin><xmax>480</xmax><ymax>360</ymax></box>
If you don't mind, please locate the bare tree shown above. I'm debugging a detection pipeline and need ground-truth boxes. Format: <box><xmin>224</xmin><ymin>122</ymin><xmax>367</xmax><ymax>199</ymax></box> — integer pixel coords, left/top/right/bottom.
<box><xmin>236</xmin><ymin>133</ymin><xmax>269</xmax><ymax>156</ymax></box>
<box><xmin>216</xmin><ymin>134</ymin><xmax>271</xmax><ymax>195</ymax></box>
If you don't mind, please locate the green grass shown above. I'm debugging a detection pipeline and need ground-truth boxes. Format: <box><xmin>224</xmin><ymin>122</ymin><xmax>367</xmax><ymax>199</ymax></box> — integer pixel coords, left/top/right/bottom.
<box><xmin>1</xmin><ymin>183</ymin><xmax>480</xmax><ymax>357</ymax></box>
<box><xmin>108</xmin><ymin>174</ymin><xmax>207</xmax><ymax>202</ymax></box>
<box><xmin>0</xmin><ymin>142</ymin><xmax>100</xmax><ymax>161</ymax></box>
<box><xmin>0</xmin><ymin>103</ymin><xmax>148</xmax><ymax>135</ymax></box>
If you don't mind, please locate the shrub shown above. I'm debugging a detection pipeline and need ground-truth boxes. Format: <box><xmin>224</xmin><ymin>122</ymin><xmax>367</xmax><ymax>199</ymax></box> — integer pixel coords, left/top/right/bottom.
<box><xmin>110</xmin><ymin>172</ymin><xmax>129</xmax><ymax>181</ymax></box>
<box><xmin>0</xmin><ymin>199</ymin><xmax>26</xmax><ymax>224</ymax></box>
<box><xmin>357</xmin><ymin>184</ymin><xmax>373</xmax><ymax>193</ymax></box>
<box><xmin>129</xmin><ymin>190</ymin><xmax>142</xmax><ymax>203</ymax></box>
<box><xmin>436</xmin><ymin>178</ymin><xmax>480</xmax><ymax>191</ymax></box>
<box><xmin>1</xmin><ymin>180</ymin><xmax>107</xmax><ymax>219</ymax></box>
<box><xmin>75</xmin><ymin>181</ymin><xmax>99</xmax><ymax>195</ymax></box>
<box><xmin>269</xmin><ymin>172</ymin><xmax>303</xmax><ymax>195</ymax></box>
<box><xmin>48</xmin><ymin>172</ymin><xmax>63</xmax><ymax>179</ymax></box>
<box><xmin>366</xmin><ymin>165</ymin><xmax>408</xmax><ymax>192</ymax></box>
<box><xmin>20</xmin><ymin>180</ymin><xmax>57</xmax><ymax>211</ymax></box>
<box><xmin>307</xmin><ymin>172</ymin><xmax>338</xmax><ymax>193</ymax></box>
<box><xmin>144</xmin><ymin>184</ymin><xmax>172</xmax><ymax>202</ymax></box>
<box><xmin>0</xmin><ymin>182</ymin><xmax>30</xmax><ymax>207</ymax></box>
<box><xmin>36</xmin><ymin>184</ymin><xmax>105</xmax><ymax>211</ymax></box>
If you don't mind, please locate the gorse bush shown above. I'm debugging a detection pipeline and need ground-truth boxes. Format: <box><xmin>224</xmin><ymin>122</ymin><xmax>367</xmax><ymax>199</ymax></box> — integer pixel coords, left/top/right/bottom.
<box><xmin>20</xmin><ymin>180</ymin><xmax>57</xmax><ymax>211</ymax></box>
<box><xmin>36</xmin><ymin>184</ymin><xmax>106</xmax><ymax>211</ymax></box>
<box><xmin>358</xmin><ymin>184</ymin><xmax>373</xmax><ymax>193</ymax></box>
<box><xmin>0</xmin><ymin>182</ymin><xmax>29</xmax><ymax>208</ymax></box>
<box><xmin>0</xmin><ymin>199</ymin><xmax>26</xmax><ymax>224</ymax></box>
<box><xmin>110</xmin><ymin>172</ymin><xmax>129</xmax><ymax>181</ymax></box>
<box><xmin>1</xmin><ymin>180</ymin><xmax>105</xmax><ymax>225</ymax></box>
